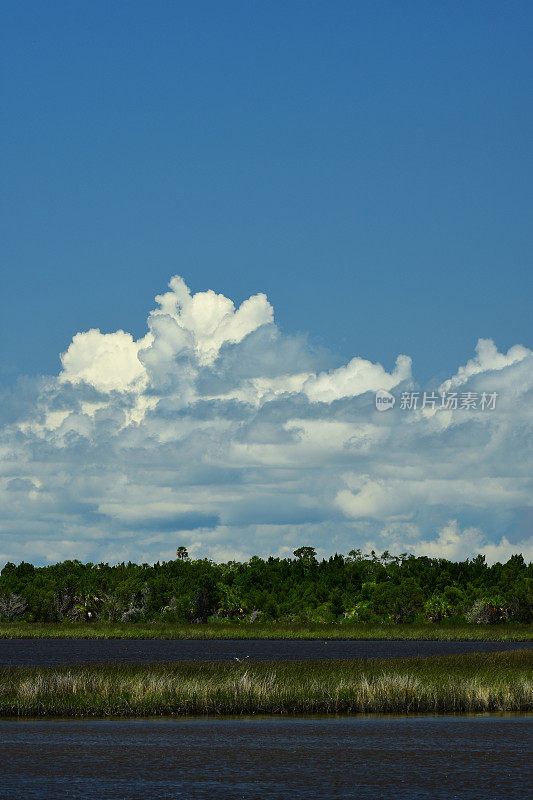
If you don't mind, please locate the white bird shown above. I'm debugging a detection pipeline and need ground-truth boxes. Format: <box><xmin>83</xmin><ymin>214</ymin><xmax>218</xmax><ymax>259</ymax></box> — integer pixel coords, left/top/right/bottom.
<box><xmin>233</xmin><ymin>655</ymin><xmax>250</xmax><ymax>662</ymax></box>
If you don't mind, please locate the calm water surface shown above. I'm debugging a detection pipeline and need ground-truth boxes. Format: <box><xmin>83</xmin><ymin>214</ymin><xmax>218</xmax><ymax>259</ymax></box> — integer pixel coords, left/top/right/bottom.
<box><xmin>0</xmin><ymin>638</ymin><xmax>530</xmax><ymax>666</ymax></box>
<box><xmin>0</xmin><ymin>716</ymin><xmax>530</xmax><ymax>799</ymax></box>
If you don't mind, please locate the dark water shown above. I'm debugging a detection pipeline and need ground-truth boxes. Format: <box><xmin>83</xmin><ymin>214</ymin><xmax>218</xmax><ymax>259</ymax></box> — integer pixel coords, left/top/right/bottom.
<box><xmin>0</xmin><ymin>716</ymin><xmax>530</xmax><ymax>799</ymax></box>
<box><xmin>0</xmin><ymin>638</ymin><xmax>530</xmax><ymax>666</ymax></box>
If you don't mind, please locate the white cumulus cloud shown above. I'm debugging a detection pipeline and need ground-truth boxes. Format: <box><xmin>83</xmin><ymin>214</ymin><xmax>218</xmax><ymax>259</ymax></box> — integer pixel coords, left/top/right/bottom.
<box><xmin>440</xmin><ymin>338</ymin><xmax>531</xmax><ymax>392</ymax></box>
<box><xmin>0</xmin><ymin>275</ymin><xmax>531</xmax><ymax>565</ymax></box>
<box><xmin>60</xmin><ymin>329</ymin><xmax>149</xmax><ymax>392</ymax></box>
<box><xmin>303</xmin><ymin>354</ymin><xmax>412</xmax><ymax>402</ymax></box>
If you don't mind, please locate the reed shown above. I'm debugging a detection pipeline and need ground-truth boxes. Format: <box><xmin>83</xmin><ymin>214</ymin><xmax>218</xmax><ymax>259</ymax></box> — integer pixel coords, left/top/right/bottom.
<box><xmin>0</xmin><ymin>622</ymin><xmax>531</xmax><ymax>640</ymax></box>
<box><xmin>0</xmin><ymin>651</ymin><xmax>530</xmax><ymax>717</ymax></box>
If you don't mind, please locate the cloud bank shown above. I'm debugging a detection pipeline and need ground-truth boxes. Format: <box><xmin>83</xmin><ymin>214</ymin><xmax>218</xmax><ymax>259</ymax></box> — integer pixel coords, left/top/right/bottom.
<box><xmin>1</xmin><ymin>276</ymin><xmax>532</xmax><ymax>565</ymax></box>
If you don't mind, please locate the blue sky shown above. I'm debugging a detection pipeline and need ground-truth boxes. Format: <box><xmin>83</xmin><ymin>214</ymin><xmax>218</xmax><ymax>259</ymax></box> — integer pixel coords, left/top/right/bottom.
<box><xmin>1</xmin><ymin>2</ymin><xmax>532</xmax><ymax>564</ymax></box>
<box><xmin>3</xmin><ymin>1</ymin><xmax>532</xmax><ymax>383</ymax></box>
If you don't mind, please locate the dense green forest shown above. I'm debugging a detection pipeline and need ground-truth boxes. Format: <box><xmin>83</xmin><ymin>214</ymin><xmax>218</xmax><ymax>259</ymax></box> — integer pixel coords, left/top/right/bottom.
<box><xmin>0</xmin><ymin>548</ymin><xmax>530</xmax><ymax>625</ymax></box>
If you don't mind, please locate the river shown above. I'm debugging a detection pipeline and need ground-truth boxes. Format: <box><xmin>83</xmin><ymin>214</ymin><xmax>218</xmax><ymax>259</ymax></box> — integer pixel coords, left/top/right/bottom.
<box><xmin>0</xmin><ymin>716</ymin><xmax>530</xmax><ymax>799</ymax></box>
<box><xmin>0</xmin><ymin>638</ymin><xmax>529</xmax><ymax>666</ymax></box>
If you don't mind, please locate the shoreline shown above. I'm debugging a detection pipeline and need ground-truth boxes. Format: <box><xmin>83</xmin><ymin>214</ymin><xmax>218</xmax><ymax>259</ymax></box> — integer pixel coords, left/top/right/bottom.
<box><xmin>1</xmin><ymin>622</ymin><xmax>531</xmax><ymax>641</ymax></box>
<box><xmin>1</xmin><ymin>711</ymin><xmax>531</xmax><ymax>721</ymax></box>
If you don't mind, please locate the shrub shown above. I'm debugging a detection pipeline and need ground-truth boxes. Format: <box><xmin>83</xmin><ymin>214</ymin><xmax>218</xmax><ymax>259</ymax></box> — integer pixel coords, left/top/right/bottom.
<box><xmin>0</xmin><ymin>593</ymin><xmax>27</xmax><ymax>620</ymax></box>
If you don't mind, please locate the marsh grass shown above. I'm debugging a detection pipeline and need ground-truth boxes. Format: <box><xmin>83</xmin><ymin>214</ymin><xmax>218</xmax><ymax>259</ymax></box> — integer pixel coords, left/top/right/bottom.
<box><xmin>0</xmin><ymin>651</ymin><xmax>530</xmax><ymax>717</ymax></box>
<box><xmin>0</xmin><ymin>622</ymin><xmax>531</xmax><ymax>640</ymax></box>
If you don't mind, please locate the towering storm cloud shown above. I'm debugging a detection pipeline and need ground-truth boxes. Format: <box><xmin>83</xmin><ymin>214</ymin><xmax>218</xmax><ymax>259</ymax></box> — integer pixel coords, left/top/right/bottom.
<box><xmin>1</xmin><ymin>276</ymin><xmax>532</xmax><ymax>565</ymax></box>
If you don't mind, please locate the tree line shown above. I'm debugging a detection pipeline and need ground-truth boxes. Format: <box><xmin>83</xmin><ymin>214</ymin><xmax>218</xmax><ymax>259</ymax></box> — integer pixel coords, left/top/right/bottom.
<box><xmin>0</xmin><ymin>547</ymin><xmax>530</xmax><ymax>625</ymax></box>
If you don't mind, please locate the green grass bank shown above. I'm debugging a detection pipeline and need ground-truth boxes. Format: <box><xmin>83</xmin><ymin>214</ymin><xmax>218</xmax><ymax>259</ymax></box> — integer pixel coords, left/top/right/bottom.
<box><xmin>0</xmin><ymin>651</ymin><xmax>530</xmax><ymax>717</ymax></box>
<box><xmin>0</xmin><ymin>621</ymin><xmax>531</xmax><ymax>640</ymax></box>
